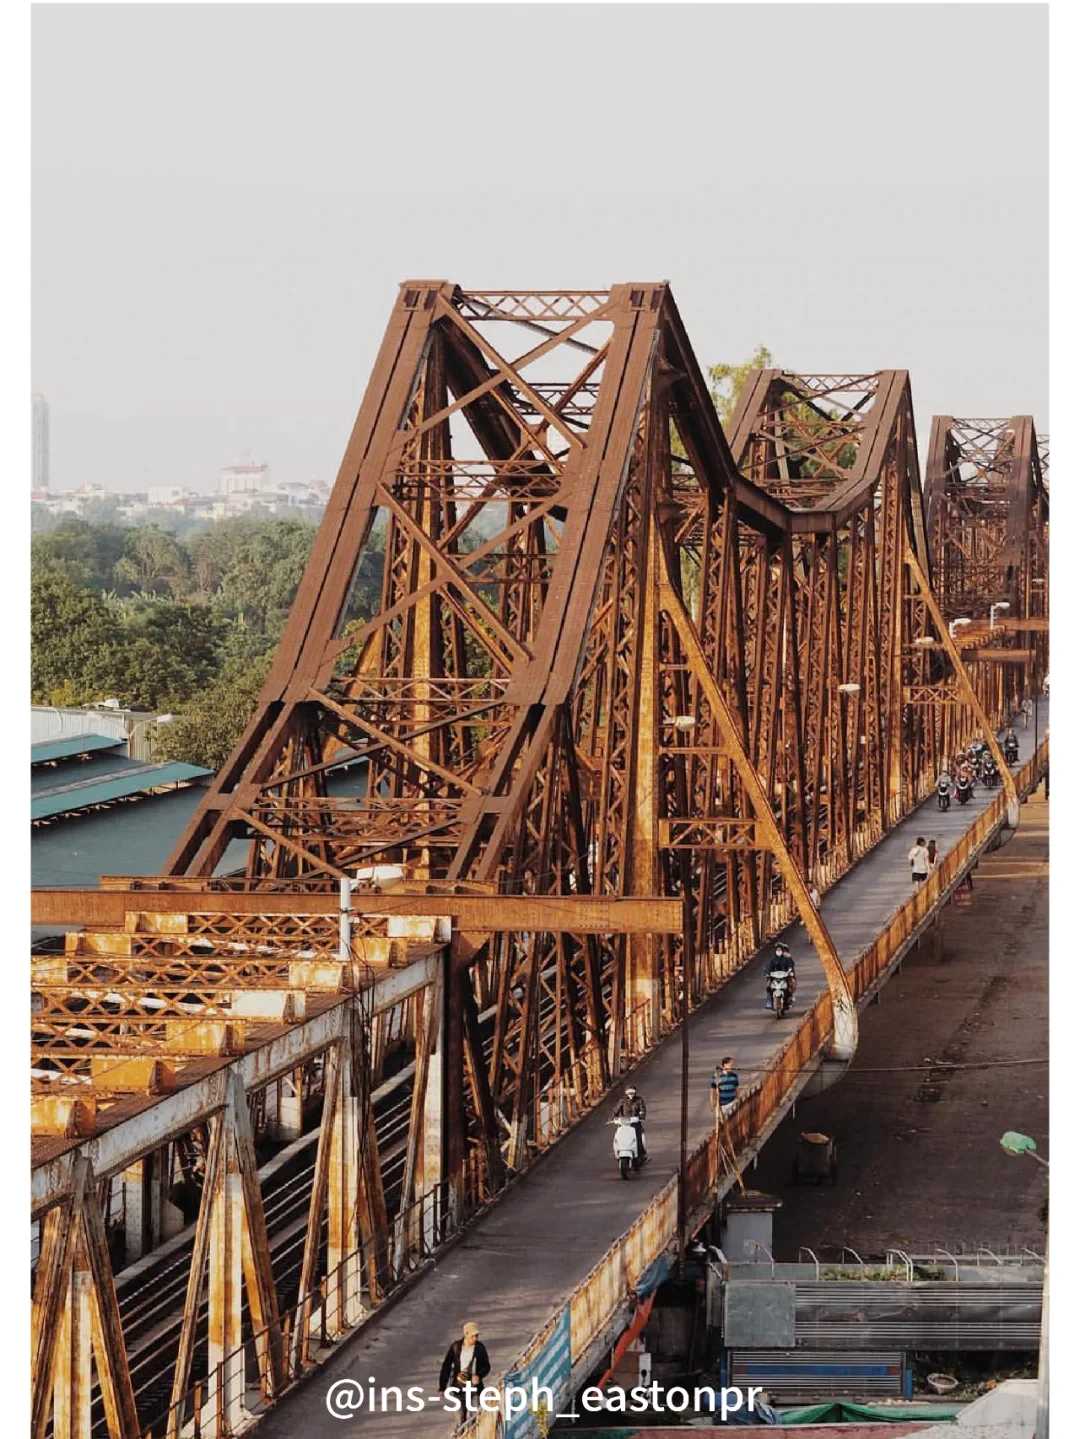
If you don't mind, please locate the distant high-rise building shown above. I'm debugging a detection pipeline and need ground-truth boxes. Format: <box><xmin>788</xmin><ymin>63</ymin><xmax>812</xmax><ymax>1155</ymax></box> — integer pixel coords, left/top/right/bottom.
<box><xmin>220</xmin><ymin>462</ymin><xmax>270</xmax><ymax>497</ymax></box>
<box><xmin>32</xmin><ymin>392</ymin><xmax>50</xmax><ymax>491</ymax></box>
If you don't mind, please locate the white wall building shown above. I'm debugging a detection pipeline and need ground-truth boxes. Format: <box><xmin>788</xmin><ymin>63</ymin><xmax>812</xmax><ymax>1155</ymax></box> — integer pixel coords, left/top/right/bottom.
<box><xmin>220</xmin><ymin>462</ymin><xmax>270</xmax><ymax>497</ymax></box>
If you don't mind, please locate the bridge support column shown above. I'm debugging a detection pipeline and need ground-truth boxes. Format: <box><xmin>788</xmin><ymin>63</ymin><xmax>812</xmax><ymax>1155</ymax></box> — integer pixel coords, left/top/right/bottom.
<box><xmin>926</xmin><ymin>916</ymin><xmax>945</xmax><ymax>964</ymax></box>
<box><xmin>122</xmin><ymin>1147</ymin><xmax>183</xmax><ymax>1263</ymax></box>
<box><xmin>419</xmin><ymin>957</ymin><xmax>446</xmax><ymax>1253</ymax></box>
<box><xmin>270</xmin><ymin>1070</ymin><xmax>305</xmax><ymax>1143</ymax></box>
<box><xmin>121</xmin><ymin>1160</ymin><xmax>148</xmax><ymax>1264</ymax></box>
<box><xmin>51</xmin><ymin>1253</ymin><xmax>92</xmax><ymax>1439</ymax></box>
<box><xmin>206</xmin><ymin>1165</ymin><xmax>245</xmax><ymax>1432</ymax></box>
<box><xmin>628</xmin><ymin>508</ymin><xmax>662</xmax><ymax>1047</ymax></box>
<box><xmin>327</xmin><ymin>1036</ymin><xmax>365</xmax><ymax>1334</ymax></box>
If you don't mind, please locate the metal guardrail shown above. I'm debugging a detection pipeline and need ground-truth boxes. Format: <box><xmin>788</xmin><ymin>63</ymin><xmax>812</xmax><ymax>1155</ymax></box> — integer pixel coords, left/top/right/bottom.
<box><xmin>143</xmin><ymin>738</ymin><xmax>1048</xmax><ymax>1439</ymax></box>
<box><xmin>458</xmin><ymin>736</ymin><xmax>1049</xmax><ymax>1438</ymax></box>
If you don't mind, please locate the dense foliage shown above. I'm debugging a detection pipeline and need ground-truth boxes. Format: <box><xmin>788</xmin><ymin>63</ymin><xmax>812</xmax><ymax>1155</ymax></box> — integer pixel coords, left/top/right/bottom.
<box><xmin>31</xmin><ymin>517</ymin><xmax>321</xmax><ymax>720</ymax></box>
<box><xmin>31</xmin><ymin>349</ymin><xmax>769</xmax><ymax>765</ymax></box>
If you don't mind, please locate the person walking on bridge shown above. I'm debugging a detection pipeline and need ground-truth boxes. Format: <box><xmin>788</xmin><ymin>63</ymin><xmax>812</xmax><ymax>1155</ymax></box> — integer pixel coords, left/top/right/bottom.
<box><xmin>439</xmin><ymin>1320</ymin><xmax>490</xmax><ymax>1407</ymax></box>
<box><xmin>908</xmin><ymin>836</ymin><xmax>930</xmax><ymax>885</ymax></box>
<box><xmin>710</xmin><ymin>1057</ymin><xmax>740</xmax><ymax>1114</ymax></box>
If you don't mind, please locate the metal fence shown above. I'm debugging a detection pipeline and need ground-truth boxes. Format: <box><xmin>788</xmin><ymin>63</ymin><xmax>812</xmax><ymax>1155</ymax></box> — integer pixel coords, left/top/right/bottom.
<box><xmin>142</xmin><ymin>737</ymin><xmax>1048</xmax><ymax>1439</ymax></box>
<box><xmin>458</xmin><ymin>737</ymin><xmax>1049</xmax><ymax>1438</ymax></box>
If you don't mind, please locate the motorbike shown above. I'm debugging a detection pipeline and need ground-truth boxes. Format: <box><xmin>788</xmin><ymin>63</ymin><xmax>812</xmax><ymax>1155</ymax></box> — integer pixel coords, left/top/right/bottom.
<box><xmin>936</xmin><ymin>782</ymin><xmax>952</xmax><ymax>812</ymax></box>
<box><xmin>1004</xmin><ymin>740</ymin><xmax>1020</xmax><ymax>766</ymax></box>
<box><xmin>766</xmin><ymin>968</ymin><xmax>794</xmax><ymax>1019</ymax></box>
<box><xmin>956</xmin><ymin>778</ymin><xmax>973</xmax><ymax>805</ymax></box>
<box><xmin>610</xmin><ymin>1118</ymin><xmax>644</xmax><ymax>1180</ymax></box>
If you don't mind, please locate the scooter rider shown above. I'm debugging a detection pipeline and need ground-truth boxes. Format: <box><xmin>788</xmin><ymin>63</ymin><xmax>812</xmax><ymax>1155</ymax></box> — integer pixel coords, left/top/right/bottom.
<box><xmin>766</xmin><ymin>942</ymin><xmax>796</xmax><ymax>1009</ymax></box>
<box><xmin>611</xmin><ymin>1086</ymin><xmax>648</xmax><ymax>1161</ymax></box>
<box><xmin>936</xmin><ymin>769</ymin><xmax>952</xmax><ymax>810</ymax></box>
<box><xmin>1003</xmin><ymin>727</ymin><xmax>1020</xmax><ymax>765</ymax></box>
<box><xmin>956</xmin><ymin>760</ymin><xmax>975</xmax><ymax>800</ymax></box>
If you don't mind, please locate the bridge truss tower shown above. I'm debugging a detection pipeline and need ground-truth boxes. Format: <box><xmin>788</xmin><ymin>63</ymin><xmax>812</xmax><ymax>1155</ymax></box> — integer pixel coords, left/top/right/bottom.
<box><xmin>925</xmin><ymin>416</ymin><xmax>1049</xmax><ymax>719</ymax></box>
<box><xmin>30</xmin><ymin>285</ymin><xmax>1046</xmax><ymax>1439</ymax></box>
<box><xmin>164</xmin><ymin>284</ymin><xmax>1010</xmax><ymax>1194</ymax></box>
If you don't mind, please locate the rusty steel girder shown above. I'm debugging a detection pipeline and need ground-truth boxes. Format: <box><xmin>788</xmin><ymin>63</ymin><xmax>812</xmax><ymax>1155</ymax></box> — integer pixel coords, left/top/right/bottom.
<box><xmin>152</xmin><ymin>284</ymin><xmax>861</xmax><ymax>1183</ymax></box>
<box><xmin>29</xmin><ymin>284</ymin><xmax>1048</xmax><ymax>1439</ymax></box>
<box><xmin>726</xmin><ymin>369</ymin><xmax>1018</xmax><ymax>831</ymax></box>
<box><xmin>926</xmin><ymin>416</ymin><xmax>1049</xmax><ymax>720</ymax></box>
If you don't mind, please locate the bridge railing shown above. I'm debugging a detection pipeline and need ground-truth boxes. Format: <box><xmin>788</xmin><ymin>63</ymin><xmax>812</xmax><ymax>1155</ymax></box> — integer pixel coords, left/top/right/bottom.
<box><xmin>457</xmin><ymin>737</ymin><xmax>1049</xmax><ymax>1439</ymax></box>
<box><xmin>145</xmin><ymin>741</ymin><xmax>1048</xmax><ymax>1439</ymax></box>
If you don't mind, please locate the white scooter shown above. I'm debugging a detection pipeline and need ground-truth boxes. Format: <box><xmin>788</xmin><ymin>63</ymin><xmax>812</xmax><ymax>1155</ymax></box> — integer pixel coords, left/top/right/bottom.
<box><xmin>766</xmin><ymin>968</ymin><xmax>794</xmax><ymax>1019</ymax></box>
<box><xmin>610</xmin><ymin>1118</ymin><xmax>644</xmax><ymax>1179</ymax></box>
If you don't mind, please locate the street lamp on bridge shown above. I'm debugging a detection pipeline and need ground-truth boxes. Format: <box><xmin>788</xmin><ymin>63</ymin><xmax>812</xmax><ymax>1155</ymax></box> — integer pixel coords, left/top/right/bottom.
<box><xmin>948</xmin><ymin>616</ymin><xmax>972</xmax><ymax>640</ymax></box>
<box><xmin>990</xmin><ymin>601</ymin><xmax>1011</xmax><ymax>631</ymax></box>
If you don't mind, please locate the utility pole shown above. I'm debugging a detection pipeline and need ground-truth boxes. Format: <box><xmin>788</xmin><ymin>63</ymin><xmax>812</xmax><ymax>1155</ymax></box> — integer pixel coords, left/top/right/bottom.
<box><xmin>677</xmin><ymin>900</ymin><xmax>691</xmax><ymax>1265</ymax></box>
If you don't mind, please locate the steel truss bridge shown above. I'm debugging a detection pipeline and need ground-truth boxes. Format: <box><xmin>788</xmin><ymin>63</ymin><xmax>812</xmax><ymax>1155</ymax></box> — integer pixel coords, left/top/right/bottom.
<box><xmin>30</xmin><ymin>283</ymin><xmax>1048</xmax><ymax>1439</ymax></box>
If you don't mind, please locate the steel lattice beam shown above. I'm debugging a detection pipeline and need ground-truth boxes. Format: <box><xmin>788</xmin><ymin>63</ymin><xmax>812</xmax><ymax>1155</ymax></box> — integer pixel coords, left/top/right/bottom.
<box><xmin>29</xmin><ymin>282</ymin><xmax>1048</xmax><ymax>1439</ymax></box>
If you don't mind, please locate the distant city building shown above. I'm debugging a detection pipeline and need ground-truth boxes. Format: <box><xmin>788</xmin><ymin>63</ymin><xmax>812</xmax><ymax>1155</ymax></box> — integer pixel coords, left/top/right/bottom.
<box><xmin>220</xmin><ymin>462</ymin><xmax>270</xmax><ymax>497</ymax></box>
<box><xmin>31</xmin><ymin>457</ymin><xmax>330</xmax><ymax>525</ymax></box>
<box><xmin>32</xmin><ymin>392</ymin><xmax>50</xmax><ymax>491</ymax></box>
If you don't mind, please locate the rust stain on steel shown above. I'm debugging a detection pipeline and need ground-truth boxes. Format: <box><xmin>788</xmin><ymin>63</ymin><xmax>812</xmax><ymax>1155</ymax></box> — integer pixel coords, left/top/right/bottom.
<box><xmin>33</xmin><ymin>887</ymin><xmax>684</xmax><ymax>932</ymax></box>
<box><xmin>28</xmin><ymin>282</ymin><xmax>1048</xmax><ymax>1439</ymax></box>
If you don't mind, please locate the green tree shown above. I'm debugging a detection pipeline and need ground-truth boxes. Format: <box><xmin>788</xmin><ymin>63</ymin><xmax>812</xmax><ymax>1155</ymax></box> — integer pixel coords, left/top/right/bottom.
<box><xmin>31</xmin><ymin>568</ymin><xmax>118</xmax><ymax>703</ymax></box>
<box><xmin>708</xmin><ymin>345</ymin><xmax>774</xmax><ymax>428</ymax></box>
<box><xmin>213</xmin><ymin>518</ymin><xmax>316</xmax><ymax>631</ymax></box>
<box><xmin>95</xmin><ymin>595</ymin><xmax>226</xmax><ymax>708</ymax></box>
<box><xmin>154</xmin><ymin>655</ymin><xmax>271</xmax><ymax>770</ymax></box>
<box><xmin>32</xmin><ymin>517</ymin><xmax>129</xmax><ymax>592</ymax></box>
<box><xmin>113</xmin><ymin>525</ymin><xmax>191</xmax><ymax>598</ymax></box>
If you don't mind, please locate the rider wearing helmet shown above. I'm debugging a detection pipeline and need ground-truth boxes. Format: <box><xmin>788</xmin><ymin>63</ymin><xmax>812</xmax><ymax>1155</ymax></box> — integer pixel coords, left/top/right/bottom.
<box><xmin>611</xmin><ymin>1085</ymin><xmax>648</xmax><ymax>1160</ymax></box>
<box><xmin>766</xmin><ymin>942</ymin><xmax>797</xmax><ymax>1008</ymax></box>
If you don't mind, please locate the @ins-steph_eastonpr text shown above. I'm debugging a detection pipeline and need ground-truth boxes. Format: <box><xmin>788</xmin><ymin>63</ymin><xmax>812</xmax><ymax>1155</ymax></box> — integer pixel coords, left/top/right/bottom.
<box><xmin>324</xmin><ymin>1376</ymin><xmax>764</xmax><ymax>1421</ymax></box>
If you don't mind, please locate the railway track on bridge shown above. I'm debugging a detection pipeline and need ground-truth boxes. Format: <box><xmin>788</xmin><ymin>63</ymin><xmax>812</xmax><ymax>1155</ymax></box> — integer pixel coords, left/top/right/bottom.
<box><xmin>30</xmin><ymin>281</ymin><xmax>1048</xmax><ymax>1439</ymax></box>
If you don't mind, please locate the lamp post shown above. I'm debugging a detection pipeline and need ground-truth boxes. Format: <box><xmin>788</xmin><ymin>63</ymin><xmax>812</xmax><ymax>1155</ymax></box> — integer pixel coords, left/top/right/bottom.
<box><xmin>677</xmin><ymin>899</ymin><xmax>691</xmax><ymax>1265</ymax></box>
<box><xmin>948</xmin><ymin>616</ymin><xmax>972</xmax><ymax>642</ymax></box>
<box><xmin>990</xmin><ymin>601</ymin><xmax>1010</xmax><ymax>632</ymax></box>
<box><xmin>663</xmin><ymin>719</ymin><xmax>695</xmax><ymax>1264</ymax></box>
<box><xmin>1000</xmin><ymin>1132</ymin><xmax>1049</xmax><ymax>1438</ymax></box>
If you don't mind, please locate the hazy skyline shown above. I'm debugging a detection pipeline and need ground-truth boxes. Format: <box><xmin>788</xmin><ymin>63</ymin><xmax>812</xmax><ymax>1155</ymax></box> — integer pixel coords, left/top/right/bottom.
<box><xmin>32</xmin><ymin>4</ymin><xmax>1048</xmax><ymax>494</ymax></box>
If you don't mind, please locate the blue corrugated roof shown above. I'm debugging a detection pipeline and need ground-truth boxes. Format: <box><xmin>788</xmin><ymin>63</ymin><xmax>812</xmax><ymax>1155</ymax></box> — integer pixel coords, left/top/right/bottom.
<box><xmin>32</xmin><ymin>751</ymin><xmax>149</xmax><ymax>797</ymax></box>
<box><xmin>31</xmin><ymin>761</ymin><xmax>211</xmax><ymax>822</ymax></box>
<box><xmin>31</xmin><ymin>733</ymin><xmax>124</xmax><ymax>765</ymax></box>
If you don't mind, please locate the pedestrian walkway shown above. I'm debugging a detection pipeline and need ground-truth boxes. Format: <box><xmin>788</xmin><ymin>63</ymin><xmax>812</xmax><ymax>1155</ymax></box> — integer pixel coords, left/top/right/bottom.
<box><xmin>257</xmin><ymin>710</ymin><xmax>1047</xmax><ymax>1437</ymax></box>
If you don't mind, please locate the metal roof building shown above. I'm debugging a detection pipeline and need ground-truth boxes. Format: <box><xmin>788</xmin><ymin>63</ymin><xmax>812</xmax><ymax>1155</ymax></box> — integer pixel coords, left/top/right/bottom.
<box><xmin>31</xmin><ymin>739</ymin><xmax>214</xmax><ymax>890</ymax></box>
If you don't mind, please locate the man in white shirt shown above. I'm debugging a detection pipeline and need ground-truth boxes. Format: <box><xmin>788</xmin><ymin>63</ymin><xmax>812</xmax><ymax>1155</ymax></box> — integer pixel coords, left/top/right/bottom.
<box><xmin>908</xmin><ymin>836</ymin><xmax>930</xmax><ymax>885</ymax></box>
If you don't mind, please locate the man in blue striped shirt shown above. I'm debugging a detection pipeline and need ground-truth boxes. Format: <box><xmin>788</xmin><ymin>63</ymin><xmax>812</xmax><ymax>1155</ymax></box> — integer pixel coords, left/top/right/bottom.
<box><xmin>711</xmin><ymin>1057</ymin><xmax>739</xmax><ymax>1112</ymax></box>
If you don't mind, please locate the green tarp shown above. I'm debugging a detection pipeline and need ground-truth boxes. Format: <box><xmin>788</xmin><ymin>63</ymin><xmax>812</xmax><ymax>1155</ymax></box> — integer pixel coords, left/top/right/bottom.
<box><xmin>777</xmin><ymin>1399</ymin><xmax>959</xmax><ymax>1423</ymax></box>
<box><xmin>31</xmin><ymin>733</ymin><xmax>123</xmax><ymax>764</ymax></box>
<box><xmin>31</xmin><ymin>761</ymin><xmax>210</xmax><ymax>820</ymax></box>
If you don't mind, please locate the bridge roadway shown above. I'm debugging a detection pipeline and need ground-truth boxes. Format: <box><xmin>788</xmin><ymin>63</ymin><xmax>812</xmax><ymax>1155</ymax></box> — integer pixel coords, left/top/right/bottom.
<box><xmin>258</xmin><ymin>710</ymin><xmax>1047</xmax><ymax>1438</ymax></box>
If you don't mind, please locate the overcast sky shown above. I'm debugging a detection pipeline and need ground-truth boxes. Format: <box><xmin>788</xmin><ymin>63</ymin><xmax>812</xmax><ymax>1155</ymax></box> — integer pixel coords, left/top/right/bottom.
<box><xmin>32</xmin><ymin>4</ymin><xmax>1047</xmax><ymax>494</ymax></box>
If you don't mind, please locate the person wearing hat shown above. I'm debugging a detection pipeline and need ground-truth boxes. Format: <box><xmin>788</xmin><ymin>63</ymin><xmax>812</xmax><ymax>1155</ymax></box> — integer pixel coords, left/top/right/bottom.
<box><xmin>439</xmin><ymin>1320</ymin><xmax>490</xmax><ymax>1403</ymax></box>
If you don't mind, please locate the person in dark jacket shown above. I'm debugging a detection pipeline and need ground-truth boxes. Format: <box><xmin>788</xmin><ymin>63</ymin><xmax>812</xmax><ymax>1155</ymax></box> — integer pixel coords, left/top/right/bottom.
<box><xmin>439</xmin><ymin>1321</ymin><xmax>490</xmax><ymax>1404</ymax></box>
<box><xmin>611</xmin><ymin>1086</ymin><xmax>648</xmax><ymax>1160</ymax></box>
